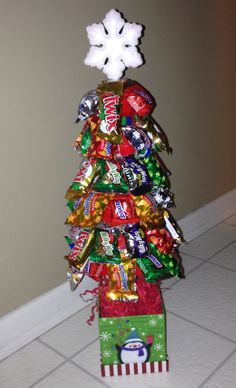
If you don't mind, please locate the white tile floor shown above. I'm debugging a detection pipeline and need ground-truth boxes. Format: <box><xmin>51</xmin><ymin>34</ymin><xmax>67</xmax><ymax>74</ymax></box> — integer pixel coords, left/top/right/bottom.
<box><xmin>1</xmin><ymin>214</ymin><xmax>236</xmax><ymax>388</ymax></box>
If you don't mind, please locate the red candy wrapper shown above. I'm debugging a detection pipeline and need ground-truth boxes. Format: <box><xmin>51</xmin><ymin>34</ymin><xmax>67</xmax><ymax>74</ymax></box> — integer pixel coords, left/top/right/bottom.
<box><xmin>121</xmin><ymin>80</ymin><xmax>155</xmax><ymax>118</ymax></box>
<box><xmin>102</xmin><ymin>194</ymin><xmax>140</xmax><ymax>226</ymax></box>
<box><xmin>84</xmin><ymin>261</ymin><xmax>108</xmax><ymax>282</ymax></box>
<box><xmin>145</xmin><ymin>228</ymin><xmax>174</xmax><ymax>254</ymax></box>
<box><xmin>116</xmin><ymin>135</ymin><xmax>136</xmax><ymax>158</ymax></box>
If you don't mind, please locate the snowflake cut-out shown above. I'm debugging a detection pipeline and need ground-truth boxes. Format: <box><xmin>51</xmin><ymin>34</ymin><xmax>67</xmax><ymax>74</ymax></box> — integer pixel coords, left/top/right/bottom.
<box><xmin>100</xmin><ymin>331</ymin><xmax>111</xmax><ymax>341</ymax></box>
<box><xmin>149</xmin><ymin>318</ymin><xmax>158</xmax><ymax>327</ymax></box>
<box><xmin>154</xmin><ymin>343</ymin><xmax>164</xmax><ymax>351</ymax></box>
<box><xmin>84</xmin><ymin>9</ymin><xmax>143</xmax><ymax>80</ymax></box>
<box><xmin>102</xmin><ymin>350</ymin><xmax>112</xmax><ymax>358</ymax></box>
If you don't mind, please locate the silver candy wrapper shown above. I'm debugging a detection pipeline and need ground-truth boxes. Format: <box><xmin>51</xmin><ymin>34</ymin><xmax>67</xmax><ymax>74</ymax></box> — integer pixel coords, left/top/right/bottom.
<box><xmin>122</xmin><ymin>125</ymin><xmax>151</xmax><ymax>155</ymax></box>
<box><xmin>69</xmin><ymin>226</ymin><xmax>81</xmax><ymax>242</ymax></box>
<box><xmin>75</xmin><ymin>89</ymin><xmax>99</xmax><ymax>122</ymax></box>
<box><xmin>146</xmin><ymin>117</ymin><xmax>172</xmax><ymax>154</ymax></box>
<box><xmin>163</xmin><ymin>210</ymin><xmax>185</xmax><ymax>244</ymax></box>
<box><xmin>67</xmin><ymin>265</ymin><xmax>84</xmax><ymax>291</ymax></box>
<box><xmin>152</xmin><ymin>186</ymin><xmax>175</xmax><ymax>208</ymax></box>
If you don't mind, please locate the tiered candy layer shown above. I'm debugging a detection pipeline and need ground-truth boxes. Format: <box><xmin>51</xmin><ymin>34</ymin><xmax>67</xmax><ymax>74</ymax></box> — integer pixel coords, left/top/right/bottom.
<box><xmin>65</xmin><ymin>79</ymin><xmax>184</xmax><ymax>301</ymax></box>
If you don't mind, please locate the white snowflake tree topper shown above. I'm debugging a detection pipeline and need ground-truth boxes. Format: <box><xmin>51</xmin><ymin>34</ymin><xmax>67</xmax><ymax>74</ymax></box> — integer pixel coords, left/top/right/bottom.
<box><xmin>84</xmin><ymin>9</ymin><xmax>143</xmax><ymax>81</ymax></box>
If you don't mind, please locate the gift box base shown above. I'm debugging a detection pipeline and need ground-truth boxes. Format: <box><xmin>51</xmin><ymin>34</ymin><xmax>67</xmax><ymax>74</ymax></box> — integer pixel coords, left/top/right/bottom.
<box><xmin>101</xmin><ymin>358</ymin><xmax>169</xmax><ymax>377</ymax></box>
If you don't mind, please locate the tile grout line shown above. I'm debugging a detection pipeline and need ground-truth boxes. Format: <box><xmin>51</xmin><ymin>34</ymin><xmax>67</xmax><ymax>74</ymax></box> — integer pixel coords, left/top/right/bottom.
<box><xmin>68</xmin><ymin>336</ymin><xmax>99</xmax><ymax>359</ymax></box>
<box><xmin>37</xmin><ymin>338</ymin><xmax>69</xmax><ymax>360</ymax></box>
<box><xmin>183</xmin><ymin>222</ymin><xmax>224</xmax><ymax>244</ymax></box>
<box><xmin>27</xmin><ymin>360</ymin><xmax>68</xmax><ymax>388</ymax></box>
<box><xmin>206</xmin><ymin>238</ymin><xmax>236</xmax><ymax>261</ymax></box>
<box><xmin>32</xmin><ymin>337</ymin><xmax>110</xmax><ymax>388</ymax></box>
<box><xmin>178</xmin><ymin>251</ymin><xmax>206</xmax><ymax>261</ymax></box>
<box><xmin>162</xmin><ymin>261</ymin><xmax>206</xmax><ymax>292</ymax></box>
<box><xmin>173</xmin><ymin>237</ymin><xmax>236</xmax><ymax>287</ymax></box>
<box><xmin>29</xmin><ymin>224</ymin><xmax>236</xmax><ymax>387</ymax></box>
<box><xmin>37</xmin><ymin>336</ymin><xmax>99</xmax><ymax>361</ymax></box>
<box><xmin>166</xmin><ymin>310</ymin><xmax>236</xmax><ymax>345</ymax></box>
<box><xmin>163</xmin><ymin>237</ymin><xmax>236</xmax><ymax>292</ymax></box>
<box><xmin>13</xmin><ymin>218</ymin><xmax>236</xmax><ymax>387</ymax></box>
<box><xmin>223</xmin><ymin>222</ymin><xmax>236</xmax><ymax>227</ymax></box>
<box><xmin>69</xmin><ymin>359</ymin><xmax>112</xmax><ymax>388</ymax></box>
<box><xmin>207</xmin><ymin>260</ymin><xmax>236</xmax><ymax>273</ymax></box>
<box><xmin>0</xmin><ymin>337</ymin><xmax>41</xmax><ymax>363</ymax></box>
<box><xmin>37</xmin><ymin>300</ymin><xmax>95</xmax><ymax>338</ymax></box>
<box><xmin>163</xmin><ymin>238</ymin><xmax>236</xmax><ymax>294</ymax></box>
<box><xmin>181</xmin><ymin>236</ymin><xmax>236</xmax><ymax>263</ymax></box>
<box><xmin>197</xmin><ymin>348</ymin><xmax>236</xmax><ymax>388</ymax></box>
<box><xmin>183</xmin><ymin>220</ymin><xmax>236</xmax><ymax>245</ymax></box>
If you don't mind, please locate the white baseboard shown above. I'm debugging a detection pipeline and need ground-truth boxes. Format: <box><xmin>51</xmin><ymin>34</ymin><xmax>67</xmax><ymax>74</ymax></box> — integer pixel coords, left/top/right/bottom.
<box><xmin>178</xmin><ymin>188</ymin><xmax>236</xmax><ymax>242</ymax></box>
<box><xmin>0</xmin><ymin>277</ymin><xmax>97</xmax><ymax>361</ymax></box>
<box><xmin>0</xmin><ymin>188</ymin><xmax>236</xmax><ymax>362</ymax></box>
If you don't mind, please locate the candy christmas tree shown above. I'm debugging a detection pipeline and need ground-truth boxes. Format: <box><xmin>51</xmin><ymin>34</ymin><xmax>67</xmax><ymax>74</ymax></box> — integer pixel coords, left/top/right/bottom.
<box><xmin>64</xmin><ymin>9</ymin><xmax>184</xmax><ymax>377</ymax></box>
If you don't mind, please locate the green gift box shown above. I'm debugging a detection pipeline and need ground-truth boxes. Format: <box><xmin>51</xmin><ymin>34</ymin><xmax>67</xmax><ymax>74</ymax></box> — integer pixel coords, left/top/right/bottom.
<box><xmin>99</xmin><ymin>288</ymin><xmax>169</xmax><ymax>377</ymax></box>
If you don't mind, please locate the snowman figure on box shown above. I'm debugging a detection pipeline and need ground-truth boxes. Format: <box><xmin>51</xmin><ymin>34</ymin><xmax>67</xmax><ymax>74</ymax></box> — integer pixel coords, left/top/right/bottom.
<box><xmin>116</xmin><ymin>328</ymin><xmax>152</xmax><ymax>364</ymax></box>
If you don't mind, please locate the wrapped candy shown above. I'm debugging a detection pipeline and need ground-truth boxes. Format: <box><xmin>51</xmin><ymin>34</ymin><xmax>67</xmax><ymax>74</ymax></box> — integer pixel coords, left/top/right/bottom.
<box><xmin>65</xmin><ymin>229</ymin><xmax>94</xmax><ymax>262</ymax></box>
<box><xmin>123</xmin><ymin>223</ymin><xmax>148</xmax><ymax>257</ymax></box>
<box><xmin>133</xmin><ymin>194</ymin><xmax>166</xmax><ymax>228</ymax></box>
<box><xmin>65</xmin><ymin>192</ymin><xmax>113</xmax><ymax>227</ymax></box>
<box><xmin>87</xmin><ymin>229</ymin><xmax>122</xmax><ymax>264</ymax></box>
<box><xmin>75</xmin><ymin>89</ymin><xmax>99</xmax><ymax>123</ymax></box>
<box><xmin>136</xmin><ymin>117</ymin><xmax>172</xmax><ymax>154</ymax></box>
<box><xmin>65</xmin><ymin>158</ymin><xmax>98</xmax><ymax>200</ymax></box>
<box><xmin>75</xmin><ymin>120</ymin><xmax>92</xmax><ymax>154</ymax></box>
<box><xmin>67</xmin><ymin>265</ymin><xmax>84</xmax><ymax>291</ymax></box>
<box><xmin>115</xmin><ymin>135</ymin><xmax>136</xmax><ymax>158</ymax></box>
<box><xmin>88</xmin><ymin>248</ymin><xmax>121</xmax><ymax>264</ymax></box>
<box><xmin>122</xmin><ymin>156</ymin><xmax>153</xmax><ymax>195</ymax></box>
<box><xmin>152</xmin><ymin>186</ymin><xmax>175</xmax><ymax>208</ymax></box>
<box><xmin>145</xmin><ymin>228</ymin><xmax>174</xmax><ymax>254</ymax></box>
<box><xmin>64</xmin><ymin>76</ymin><xmax>184</xmax><ymax>302</ymax></box>
<box><xmin>122</xmin><ymin>125</ymin><xmax>151</xmax><ymax>158</ymax></box>
<box><xmin>84</xmin><ymin>261</ymin><xmax>108</xmax><ymax>282</ymax></box>
<box><xmin>99</xmin><ymin>271</ymin><xmax>163</xmax><ymax>317</ymax></box>
<box><xmin>121</xmin><ymin>79</ymin><xmax>155</xmax><ymax>118</ymax></box>
<box><xmin>106</xmin><ymin>259</ymin><xmax>138</xmax><ymax>301</ymax></box>
<box><xmin>163</xmin><ymin>210</ymin><xmax>184</xmax><ymax>244</ymax></box>
<box><xmin>96</xmin><ymin>80</ymin><xmax>123</xmax><ymax>144</ymax></box>
<box><xmin>102</xmin><ymin>194</ymin><xmax>140</xmax><ymax>226</ymax></box>
<box><xmin>92</xmin><ymin>159</ymin><xmax>129</xmax><ymax>193</ymax></box>
<box><xmin>136</xmin><ymin>245</ymin><xmax>179</xmax><ymax>282</ymax></box>
<box><xmin>142</xmin><ymin>153</ymin><xmax>168</xmax><ymax>188</ymax></box>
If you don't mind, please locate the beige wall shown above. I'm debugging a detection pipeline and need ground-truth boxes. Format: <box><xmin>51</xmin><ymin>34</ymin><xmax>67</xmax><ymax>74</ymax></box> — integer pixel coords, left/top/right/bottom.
<box><xmin>0</xmin><ymin>0</ymin><xmax>236</xmax><ymax>317</ymax></box>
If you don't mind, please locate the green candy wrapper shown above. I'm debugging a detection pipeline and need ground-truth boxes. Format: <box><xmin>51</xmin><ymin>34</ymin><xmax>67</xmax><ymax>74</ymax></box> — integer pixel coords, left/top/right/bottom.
<box><xmin>143</xmin><ymin>154</ymin><xmax>167</xmax><ymax>188</ymax></box>
<box><xmin>93</xmin><ymin>159</ymin><xmax>129</xmax><ymax>193</ymax></box>
<box><xmin>80</xmin><ymin>125</ymin><xmax>92</xmax><ymax>154</ymax></box>
<box><xmin>136</xmin><ymin>243</ymin><xmax>179</xmax><ymax>282</ymax></box>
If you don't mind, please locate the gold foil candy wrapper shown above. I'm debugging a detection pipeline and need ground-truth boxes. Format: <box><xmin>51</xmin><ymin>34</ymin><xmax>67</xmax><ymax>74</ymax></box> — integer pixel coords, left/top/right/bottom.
<box><xmin>96</xmin><ymin>80</ymin><xmax>124</xmax><ymax>144</ymax></box>
<box><xmin>65</xmin><ymin>159</ymin><xmax>98</xmax><ymax>201</ymax></box>
<box><xmin>96</xmin><ymin>130</ymin><xmax>122</xmax><ymax>145</ymax></box>
<box><xmin>145</xmin><ymin>211</ymin><xmax>166</xmax><ymax>228</ymax></box>
<box><xmin>65</xmin><ymin>192</ymin><xmax>113</xmax><ymax>228</ymax></box>
<box><xmin>65</xmin><ymin>230</ymin><xmax>95</xmax><ymax>270</ymax></box>
<box><xmin>144</xmin><ymin>117</ymin><xmax>172</xmax><ymax>153</ymax></box>
<box><xmin>97</xmin><ymin>80</ymin><xmax>124</xmax><ymax>102</ymax></box>
<box><xmin>133</xmin><ymin>194</ymin><xmax>166</xmax><ymax>228</ymax></box>
<box><xmin>106</xmin><ymin>259</ymin><xmax>138</xmax><ymax>301</ymax></box>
